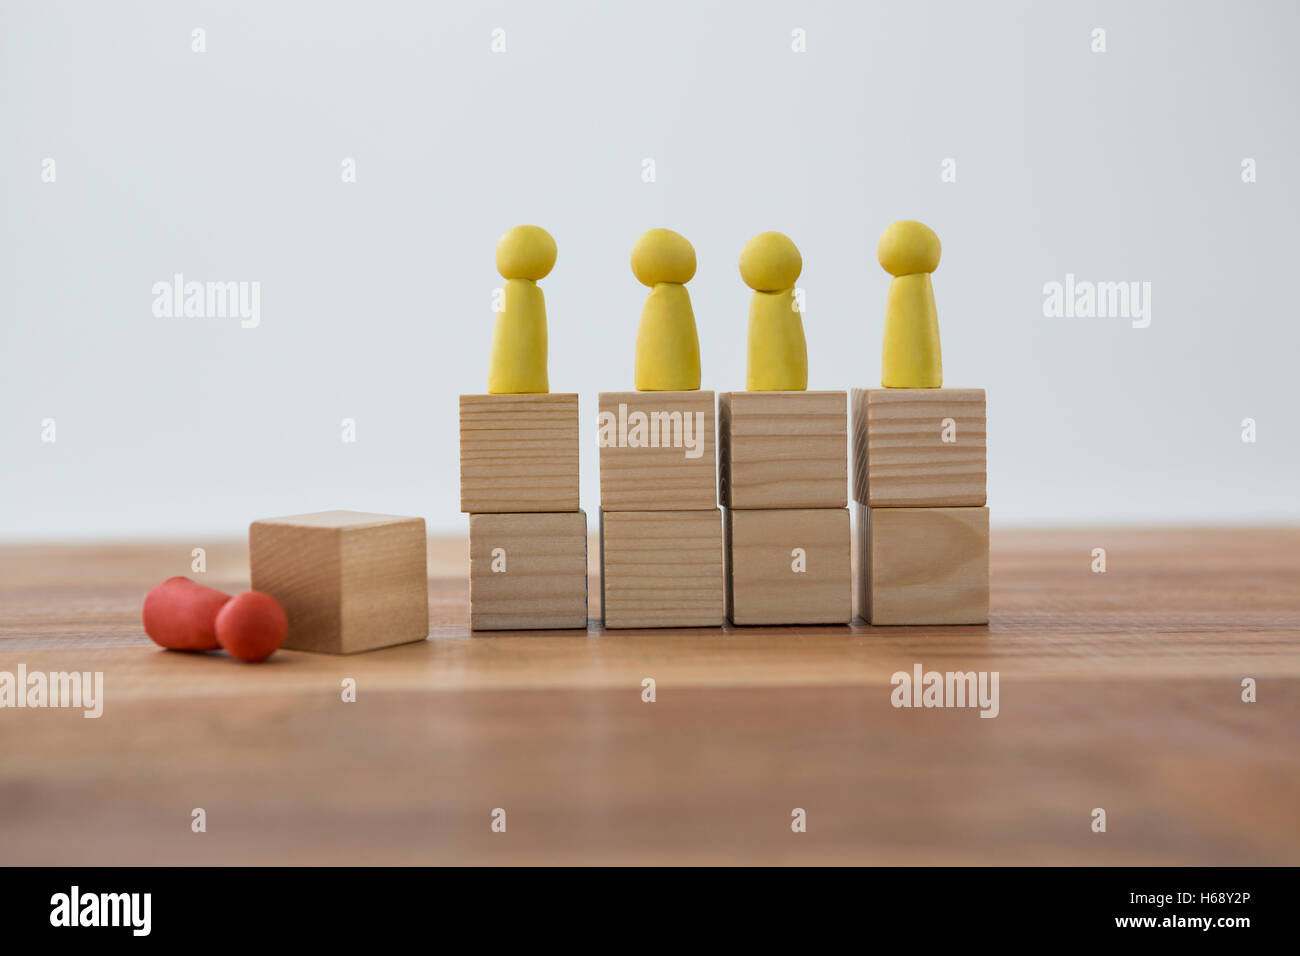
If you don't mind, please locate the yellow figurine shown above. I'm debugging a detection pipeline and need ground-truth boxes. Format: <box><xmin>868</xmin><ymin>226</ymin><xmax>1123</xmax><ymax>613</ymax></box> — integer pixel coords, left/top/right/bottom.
<box><xmin>487</xmin><ymin>224</ymin><xmax>556</xmax><ymax>394</ymax></box>
<box><xmin>631</xmin><ymin>228</ymin><xmax>701</xmax><ymax>391</ymax></box>
<box><xmin>740</xmin><ymin>231</ymin><xmax>806</xmax><ymax>391</ymax></box>
<box><xmin>878</xmin><ymin>220</ymin><xmax>942</xmax><ymax>388</ymax></box>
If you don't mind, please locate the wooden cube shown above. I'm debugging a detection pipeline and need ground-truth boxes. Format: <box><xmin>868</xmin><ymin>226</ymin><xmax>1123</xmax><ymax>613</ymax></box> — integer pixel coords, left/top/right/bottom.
<box><xmin>459</xmin><ymin>393</ymin><xmax>580</xmax><ymax>513</ymax></box>
<box><xmin>598</xmin><ymin>391</ymin><xmax>716</xmax><ymax>511</ymax></box>
<box><xmin>469</xmin><ymin>511</ymin><xmax>588</xmax><ymax>630</ymax></box>
<box><xmin>851</xmin><ymin>388</ymin><xmax>986</xmax><ymax>507</ymax></box>
<box><xmin>599</xmin><ymin>509</ymin><xmax>722</xmax><ymax>628</ymax></box>
<box><xmin>856</xmin><ymin>505</ymin><xmax>989</xmax><ymax>625</ymax></box>
<box><xmin>725</xmin><ymin>508</ymin><xmax>850</xmax><ymax>625</ymax></box>
<box><xmin>718</xmin><ymin>391</ymin><xmax>847</xmax><ymax>509</ymax></box>
<box><xmin>250</xmin><ymin>510</ymin><xmax>429</xmax><ymax>653</ymax></box>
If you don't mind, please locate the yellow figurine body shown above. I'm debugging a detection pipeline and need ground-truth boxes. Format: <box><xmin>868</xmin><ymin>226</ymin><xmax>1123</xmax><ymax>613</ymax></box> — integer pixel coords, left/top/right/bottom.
<box><xmin>878</xmin><ymin>220</ymin><xmax>942</xmax><ymax>388</ymax></box>
<box><xmin>631</xmin><ymin>228</ymin><xmax>701</xmax><ymax>391</ymax></box>
<box><xmin>487</xmin><ymin>224</ymin><xmax>556</xmax><ymax>394</ymax></box>
<box><xmin>740</xmin><ymin>231</ymin><xmax>806</xmax><ymax>391</ymax></box>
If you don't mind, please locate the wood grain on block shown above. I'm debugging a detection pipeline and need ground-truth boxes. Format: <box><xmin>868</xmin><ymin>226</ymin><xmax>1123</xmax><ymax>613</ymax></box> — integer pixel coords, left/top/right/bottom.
<box><xmin>598</xmin><ymin>391</ymin><xmax>716</xmax><ymax>511</ymax></box>
<box><xmin>725</xmin><ymin>508</ymin><xmax>850</xmax><ymax>625</ymax></box>
<box><xmin>851</xmin><ymin>387</ymin><xmax>986</xmax><ymax>508</ymax></box>
<box><xmin>459</xmin><ymin>393</ymin><xmax>579</xmax><ymax>513</ymax></box>
<box><xmin>469</xmin><ymin>511</ymin><xmax>588</xmax><ymax>631</ymax></box>
<box><xmin>718</xmin><ymin>391</ymin><xmax>847</xmax><ymax>509</ymax></box>
<box><xmin>857</xmin><ymin>505</ymin><xmax>989</xmax><ymax>625</ymax></box>
<box><xmin>250</xmin><ymin>510</ymin><xmax>429</xmax><ymax>654</ymax></box>
<box><xmin>600</xmin><ymin>509</ymin><xmax>722</xmax><ymax>628</ymax></box>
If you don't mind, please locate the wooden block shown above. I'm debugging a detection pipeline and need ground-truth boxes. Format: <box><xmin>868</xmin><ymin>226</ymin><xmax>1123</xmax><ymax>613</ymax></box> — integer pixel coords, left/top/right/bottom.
<box><xmin>459</xmin><ymin>393</ymin><xmax>579</xmax><ymax>513</ymax></box>
<box><xmin>719</xmin><ymin>390</ymin><xmax>847</xmax><ymax>509</ymax></box>
<box><xmin>469</xmin><ymin>511</ymin><xmax>588</xmax><ymax>630</ymax></box>
<box><xmin>250</xmin><ymin>511</ymin><xmax>429</xmax><ymax>654</ymax></box>
<box><xmin>725</xmin><ymin>508</ymin><xmax>850</xmax><ymax>625</ymax></box>
<box><xmin>599</xmin><ymin>509</ymin><xmax>722</xmax><ymax>628</ymax></box>
<box><xmin>856</xmin><ymin>505</ymin><xmax>989</xmax><ymax>625</ymax></box>
<box><xmin>597</xmin><ymin>391</ymin><xmax>716</xmax><ymax>511</ymax></box>
<box><xmin>851</xmin><ymin>387</ymin><xmax>986</xmax><ymax>507</ymax></box>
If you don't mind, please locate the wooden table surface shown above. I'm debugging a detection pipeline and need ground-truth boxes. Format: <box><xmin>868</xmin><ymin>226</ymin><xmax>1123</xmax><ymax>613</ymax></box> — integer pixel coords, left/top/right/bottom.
<box><xmin>1</xmin><ymin>528</ymin><xmax>1297</xmax><ymax>865</ymax></box>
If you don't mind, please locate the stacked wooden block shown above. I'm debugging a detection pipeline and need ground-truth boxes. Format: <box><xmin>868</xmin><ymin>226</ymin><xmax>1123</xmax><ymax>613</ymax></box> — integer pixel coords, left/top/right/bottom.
<box><xmin>851</xmin><ymin>388</ymin><xmax>989</xmax><ymax>624</ymax></box>
<box><xmin>460</xmin><ymin>393</ymin><xmax>588</xmax><ymax>630</ymax></box>
<box><xmin>597</xmin><ymin>391</ymin><xmax>723</xmax><ymax>627</ymax></box>
<box><xmin>718</xmin><ymin>391</ymin><xmax>851</xmax><ymax>624</ymax></box>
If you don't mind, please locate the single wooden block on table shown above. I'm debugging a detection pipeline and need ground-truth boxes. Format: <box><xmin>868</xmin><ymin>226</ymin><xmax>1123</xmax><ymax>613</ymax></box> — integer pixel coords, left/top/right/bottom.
<box><xmin>724</xmin><ymin>508</ymin><xmax>851</xmax><ymax>625</ymax></box>
<box><xmin>599</xmin><ymin>509</ymin><xmax>723</xmax><ymax>628</ymax></box>
<box><xmin>598</xmin><ymin>391</ymin><xmax>716</xmax><ymax>511</ymax></box>
<box><xmin>469</xmin><ymin>511</ymin><xmax>588</xmax><ymax>630</ymax></box>
<box><xmin>459</xmin><ymin>393</ymin><xmax>580</xmax><ymax>513</ymax></box>
<box><xmin>851</xmin><ymin>387</ymin><xmax>986</xmax><ymax>508</ymax></box>
<box><xmin>856</xmin><ymin>505</ymin><xmax>989</xmax><ymax>625</ymax></box>
<box><xmin>249</xmin><ymin>510</ymin><xmax>429</xmax><ymax>654</ymax></box>
<box><xmin>718</xmin><ymin>390</ymin><xmax>847</xmax><ymax>509</ymax></box>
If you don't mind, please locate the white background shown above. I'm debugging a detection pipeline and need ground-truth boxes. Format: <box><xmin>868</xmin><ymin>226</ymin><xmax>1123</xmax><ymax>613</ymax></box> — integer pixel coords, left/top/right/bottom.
<box><xmin>3</xmin><ymin>0</ymin><xmax>1297</xmax><ymax>538</ymax></box>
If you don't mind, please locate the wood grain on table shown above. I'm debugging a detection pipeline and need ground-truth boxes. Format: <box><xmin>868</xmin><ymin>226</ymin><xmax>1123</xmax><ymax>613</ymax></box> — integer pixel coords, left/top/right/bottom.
<box><xmin>1</xmin><ymin>528</ymin><xmax>1297</xmax><ymax>865</ymax></box>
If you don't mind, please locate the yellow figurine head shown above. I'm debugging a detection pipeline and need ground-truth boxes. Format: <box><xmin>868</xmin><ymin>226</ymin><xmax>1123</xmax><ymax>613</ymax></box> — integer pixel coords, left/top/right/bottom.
<box><xmin>631</xmin><ymin>228</ymin><xmax>696</xmax><ymax>286</ymax></box>
<box><xmin>877</xmin><ymin>220</ymin><xmax>941</xmax><ymax>277</ymax></box>
<box><xmin>496</xmin><ymin>224</ymin><xmax>557</xmax><ymax>281</ymax></box>
<box><xmin>739</xmin><ymin>231</ymin><xmax>802</xmax><ymax>292</ymax></box>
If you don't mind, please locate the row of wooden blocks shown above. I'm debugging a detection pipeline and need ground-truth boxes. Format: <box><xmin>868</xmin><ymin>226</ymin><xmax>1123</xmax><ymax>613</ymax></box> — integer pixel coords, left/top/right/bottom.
<box><xmin>233</xmin><ymin>500</ymin><xmax>982</xmax><ymax>652</ymax></box>
<box><xmin>229</xmin><ymin>387</ymin><xmax>990</xmax><ymax>655</ymax></box>
<box><xmin>461</xmin><ymin>387</ymin><xmax>989</xmax><ymax>629</ymax></box>
<box><xmin>460</xmin><ymin>389</ymin><xmax>987</xmax><ymax>513</ymax></box>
